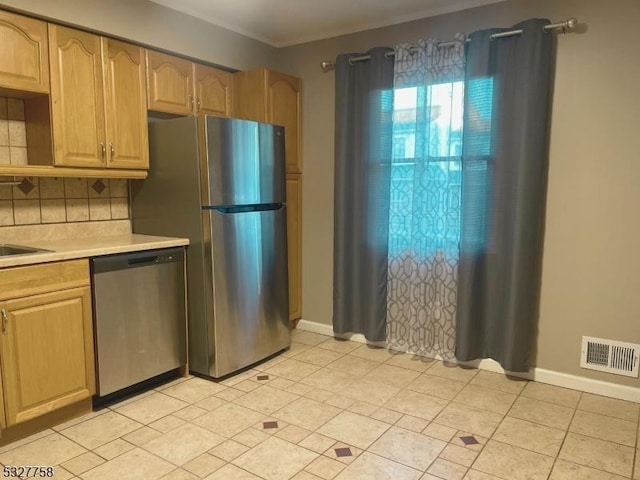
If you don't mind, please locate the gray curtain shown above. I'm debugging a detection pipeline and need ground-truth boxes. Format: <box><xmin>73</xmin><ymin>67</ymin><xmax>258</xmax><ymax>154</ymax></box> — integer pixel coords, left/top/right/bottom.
<box><xmin>333</xmin><ymin>48</ymin><xmax>395</xmax><ymax>341</ymax></box>
<box><xmin>456</xmin><ymin>19</ymin><xmax>554</xmax><ymax>371</ymax></box>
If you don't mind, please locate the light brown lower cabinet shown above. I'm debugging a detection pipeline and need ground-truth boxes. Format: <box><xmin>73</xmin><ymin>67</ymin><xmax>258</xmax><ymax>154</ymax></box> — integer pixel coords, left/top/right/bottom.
<box><xmin>0</xmin><ymin>260</ymin><xmax>95</xmax><ymax>427</ymax></box>
<box><xmin>0</xmin><ymin>369</ymin><xmax>5</xmax><ymax>430</ymax></box>
<box><xmin>286</xmin><ymin>174</ymin><xmax>302</xmax><ymax>322</ymax></box>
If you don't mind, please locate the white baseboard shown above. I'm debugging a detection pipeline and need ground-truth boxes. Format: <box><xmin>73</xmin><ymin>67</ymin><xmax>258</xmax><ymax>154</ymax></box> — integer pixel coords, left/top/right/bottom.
<box><xmin>296</xmin><ymin>319</ymin><xmax>334</xmax><ymax>336</ymax></box>
<box><xmin>295</xmin><ymin>318</ymin><xmax>640</xmax><ymax>403</ymax></box>
<box><xmin>296</xmin><ymin>319</ymin><xmax>387</xmax><ymax>347</ymax></box>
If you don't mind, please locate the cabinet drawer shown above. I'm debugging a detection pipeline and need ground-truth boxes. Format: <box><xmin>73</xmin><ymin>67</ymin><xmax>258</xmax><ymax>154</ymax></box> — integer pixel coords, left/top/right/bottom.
<box><xmin>0</xmin><ymin>259</ymin><xmax>89</xmax><ymax>301</ymax></box>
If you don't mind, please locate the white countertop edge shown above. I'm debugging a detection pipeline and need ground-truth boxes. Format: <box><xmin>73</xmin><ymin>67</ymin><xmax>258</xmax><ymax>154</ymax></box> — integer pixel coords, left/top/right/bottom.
<box><xmin>0</xmin><ymin>234</ymin><xmax>190</xmax><ymax>269</ymax></box>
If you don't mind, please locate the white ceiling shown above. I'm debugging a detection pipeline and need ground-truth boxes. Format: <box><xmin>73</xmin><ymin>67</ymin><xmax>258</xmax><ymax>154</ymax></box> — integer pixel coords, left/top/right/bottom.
<box><xmin>149</xmin><ymin>0</ymin><xmax>507</xmax><ymax>47</ymax></box>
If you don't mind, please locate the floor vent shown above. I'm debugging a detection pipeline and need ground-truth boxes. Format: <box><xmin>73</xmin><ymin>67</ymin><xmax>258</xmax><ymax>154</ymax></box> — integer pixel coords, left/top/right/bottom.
<box><xmin>580</xmin><ymin>336</ymin><xmax>640</xmax><ymax>378</ymax></box>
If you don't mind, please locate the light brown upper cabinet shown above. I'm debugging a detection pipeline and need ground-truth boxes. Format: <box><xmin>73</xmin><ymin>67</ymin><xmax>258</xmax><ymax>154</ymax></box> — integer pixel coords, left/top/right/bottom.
<box><xmin>194</xmin><ymin>64</ymin><xmax>232</xmax><ymax>116</ymax></box>
<box><xmin>146</xmin><ymin>50</ymin><xmax>192</xmax><ymax>115</ymax></box>
<box><xmin>146</xmin><ymin>50</ymin><xmax>232</xmax><ymax>116</ymax></box>
<box><xmin>232</xmin><ymin>69</ymin><xmax>301</xmax><ymax>174</ymax></box>
<box><xmin>49</xmin><ymin>25</ymin><xmax>148</xmax><ymax>169</ymax></box>
<box><xmin>103</xmin><ymin>39</ymin><xmax>149</xmax><ymax>169</ymax></box>
<box><xmin>0</xmin><ymin>11</ymin><xmax>49</xmax><ymax>93</ymax></box>
<box><xmin>49</xmin><ymin>26</ymin><xmax>104</xmax><ymax>168</ymax></box>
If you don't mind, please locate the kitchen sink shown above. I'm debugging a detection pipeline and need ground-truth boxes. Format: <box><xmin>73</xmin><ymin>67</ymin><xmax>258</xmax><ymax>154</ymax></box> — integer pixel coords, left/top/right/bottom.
<box><xmin>0</xmin><ymin>244</ymin><xmax>51</xmax><ymax>256</ymax></box>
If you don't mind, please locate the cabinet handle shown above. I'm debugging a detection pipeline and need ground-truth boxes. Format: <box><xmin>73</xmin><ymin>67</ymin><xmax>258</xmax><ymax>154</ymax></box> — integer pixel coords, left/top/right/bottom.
<box><xmin>196</xmin><ymin>97</ymin><xmax>201</xmax><ymax>112</ymax></box>
<box><xmin>109</xmin><ymin>142</ymin><xmax>115</xmax><ymax>159</ymax></box>
<box><xmin>99</xmin><ymin>142</ymin><xmax>106</xmax><ymax>161</ymax></box>
<box><xmin>1</xmin><ymin>308</ymin><xmax>8</xmax><ymax>335</ymax></box>
<box><xmin>189</xmin><ymin>93</ymin><xmax>194</xmax><ymax>112</ymax></box>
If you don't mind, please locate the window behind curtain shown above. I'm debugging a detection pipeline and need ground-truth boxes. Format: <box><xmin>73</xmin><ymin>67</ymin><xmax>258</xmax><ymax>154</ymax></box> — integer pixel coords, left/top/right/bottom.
<box><xmin>389</xmin><ymin>82</ymin><xmax>464</xmax><ymax>258</ymax></box>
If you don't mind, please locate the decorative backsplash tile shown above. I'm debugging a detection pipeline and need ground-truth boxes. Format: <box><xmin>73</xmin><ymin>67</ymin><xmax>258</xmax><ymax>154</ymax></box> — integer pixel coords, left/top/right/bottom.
<box><xmin>90</xmin><ymin>179</ymin><xmax>107</xmax><ymax>196</ymax></box>
<box><xmin>0</xmin><ymin>97</ymin><xmax>28</xmax><ymax>166</ymax></box>
<box><xmin>17</xmin><ymin>177</ymin><xmax>36</xmax><ymax>196</ymax></box>
<box><xmin>0</xmin><ymin>177</ymin><xmax>129</xmax><ymax>227</ymax></box>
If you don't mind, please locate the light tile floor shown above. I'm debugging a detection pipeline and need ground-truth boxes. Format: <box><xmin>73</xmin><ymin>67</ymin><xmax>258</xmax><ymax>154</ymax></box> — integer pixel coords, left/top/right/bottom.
<box><xmin>0</xmin><ymin>329</ymin><xmax>638</xmax><ymax>480</ymax></box>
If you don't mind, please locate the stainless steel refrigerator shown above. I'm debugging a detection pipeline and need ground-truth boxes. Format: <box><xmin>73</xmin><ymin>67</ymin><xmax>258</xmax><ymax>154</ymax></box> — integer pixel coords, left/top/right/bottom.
<box><xmin>131</xmin><ymin>115</ymin><xmax>290</xmax><ymax>378</ymax></box>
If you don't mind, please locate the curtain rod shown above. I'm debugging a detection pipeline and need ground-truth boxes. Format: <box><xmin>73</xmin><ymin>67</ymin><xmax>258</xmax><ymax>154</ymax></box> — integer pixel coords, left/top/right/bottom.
<box><xmin>320</xmin><ymin>18</ymin><xmax>577</xmax><ymax>71</ymax></box>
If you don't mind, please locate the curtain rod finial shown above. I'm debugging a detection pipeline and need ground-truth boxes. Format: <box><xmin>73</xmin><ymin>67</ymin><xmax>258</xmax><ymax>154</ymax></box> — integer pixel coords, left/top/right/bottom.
<box><xmin>321</xmin><ymin>60</ymin><xmax>335</xmax><ymax>71</ymax></box>
<box><xmin>566</xmin><ymin>18</ymin><xmax>578</xmax><ymax>29</ymax></box>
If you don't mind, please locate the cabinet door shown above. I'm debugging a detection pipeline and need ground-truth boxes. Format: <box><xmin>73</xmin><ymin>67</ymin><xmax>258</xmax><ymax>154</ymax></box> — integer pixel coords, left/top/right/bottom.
<box><xmin>231</xmin><ymin>69</ymin><xmax>267</xmax><ymax>121</ymax></box>
<box><xmin>146</xmin><ymin>50</ymin><xmax>193</xmax><ymax>115</ymax></box>
<box><xmin>49</xmin><ymin>25</ymin><xmax>106</xmax><ymax>167</ymax></box>
<box><xmin>103</xmin><ymin>38</ymin><xmax>149</xmax><ymax>169</ymax></box>
<box><xmin>195</xmin><ymin>64</ymin><xmax>231</xmax><ymax>116</ymax></box>
<box><xmin>286</xmin><ymin>174</ymin><xmax>302</xmax><ymax>321</ymax></box>
<box><xmin>0</xmin><ymin>11</ymin><xmax>49</xmax><ymax>93</ymax></box>
<box><xmin>0</xmin><ymin>287</ymin><xmax>95</xmax><ymax>426</ymax></box>
<box><xmin>0</xmin><ymin>363</ymin><xmax>5</xmax><ymax>429</ymax></box>
<box><xmin>267</xmin><ymin>71</ymin><xmax>301</xmax><ymax>174</ymax></box>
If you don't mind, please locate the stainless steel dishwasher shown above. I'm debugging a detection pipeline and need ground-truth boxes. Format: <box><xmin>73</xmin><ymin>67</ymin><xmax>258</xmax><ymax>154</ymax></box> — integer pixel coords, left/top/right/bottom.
<box><xmin>91</xmin><ymin>247</ymin><xmax>187</xmax><ymax>398</ymax></box>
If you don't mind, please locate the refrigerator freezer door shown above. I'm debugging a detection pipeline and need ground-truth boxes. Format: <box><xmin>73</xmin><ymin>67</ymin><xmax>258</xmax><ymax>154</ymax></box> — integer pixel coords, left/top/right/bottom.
<box><xmin>206</xmin><ymin>206</ymin><xmax>290</xmax><ymax>377</ymax></box>
<box><xmin>204</xmin><ymin>116</ymin><xmax>286</xmax><ymax>207</ymax></box>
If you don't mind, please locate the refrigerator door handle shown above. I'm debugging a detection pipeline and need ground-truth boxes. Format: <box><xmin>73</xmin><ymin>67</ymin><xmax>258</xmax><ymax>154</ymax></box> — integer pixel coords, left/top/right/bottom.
<box><xmin>203</xmin><ymin>203</ymin><xmax>284</xmax><ymax>214</ymax></box>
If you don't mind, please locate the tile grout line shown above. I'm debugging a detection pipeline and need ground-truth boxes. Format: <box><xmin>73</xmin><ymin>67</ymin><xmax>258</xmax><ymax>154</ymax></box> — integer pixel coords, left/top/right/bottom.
<box><xmin>421</xmin><ymin>358</ymin><xmax>486</xmax><ymax>477</ymax></box>
<box><xmin>632</xmin><ymin>418</ymin><xmax>639</xmax><ymax>480</ymax></box>
<box><xmin>10</xmin><ymin>183</ymin><xmax>15</xmax><ymax>226</ymax></box>
<box><xmin>464</xmin><ymin>382</ymin><xmax>516</xmax><ymax>479</ymax></box>
<box><xmin>542</xmin><ymin>387</ymin><xmax>579</xmax><ymax>480</ymax></box>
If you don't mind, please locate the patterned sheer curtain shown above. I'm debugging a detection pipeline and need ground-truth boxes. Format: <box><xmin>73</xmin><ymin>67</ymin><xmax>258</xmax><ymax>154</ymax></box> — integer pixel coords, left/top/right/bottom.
<box><xmin>386</xmin><ymin>36</ymin><xmax>466</xmax><ymax>358</ymax></box>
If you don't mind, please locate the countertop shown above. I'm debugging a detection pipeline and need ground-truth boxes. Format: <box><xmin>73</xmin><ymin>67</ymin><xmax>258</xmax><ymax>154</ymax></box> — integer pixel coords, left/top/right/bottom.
<box><xmin>0</xmin><ymin>234</ymin><xmax>190</xmax><ymax>269</ymax></box>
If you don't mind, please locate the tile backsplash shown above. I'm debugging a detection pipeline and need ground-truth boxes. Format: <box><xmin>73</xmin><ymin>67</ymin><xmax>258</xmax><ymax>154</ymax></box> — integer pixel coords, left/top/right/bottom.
<box><xmin>0</xmin><ymin>177</ymin><xmax>129</xmax><ymax>226</ymax></box>
<box><xmin>0</xmin><ymin>97</ymin><xmax>27</xmax><ymax>165</ymax></box>
<box><xmin>0</xmin><ymin>96</ymin><xmax>129</xmax><ymax>227</ymax></box>
<box><xmin>0</xmin><ymin>96</ymin><xmax>130</xmax><ymax>227</ymax></box>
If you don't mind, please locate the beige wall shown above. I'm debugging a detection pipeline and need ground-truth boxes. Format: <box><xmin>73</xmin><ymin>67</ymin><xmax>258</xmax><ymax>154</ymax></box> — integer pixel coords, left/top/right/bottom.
<box><xmin>0</xmin><ymin>0</ymin><xmax>279</xmax><ymax>71</ymax></box>
<box><xmin>279</xmin><ymin>0</ymin><xmax>640</xmax><ymax>387</ymax></box>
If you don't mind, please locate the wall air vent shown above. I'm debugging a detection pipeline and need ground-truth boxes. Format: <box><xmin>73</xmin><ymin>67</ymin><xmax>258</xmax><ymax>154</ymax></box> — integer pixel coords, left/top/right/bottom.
<box><xmin>580</xmin><ymin>336</ymin><xmax>640</xmax><ymax>378</ymax></box>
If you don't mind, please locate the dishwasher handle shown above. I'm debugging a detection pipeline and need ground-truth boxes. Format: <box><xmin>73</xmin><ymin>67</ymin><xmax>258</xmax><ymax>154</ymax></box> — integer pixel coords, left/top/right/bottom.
<box><xmin>128</xmin><ymin>255</ymin><xmax>158</xmax><ymax>266</ymax></box>
<box><xmin>92</xmin><ymin>247</ymin><xmax>185</xmax><ymax>274</ymax></box>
